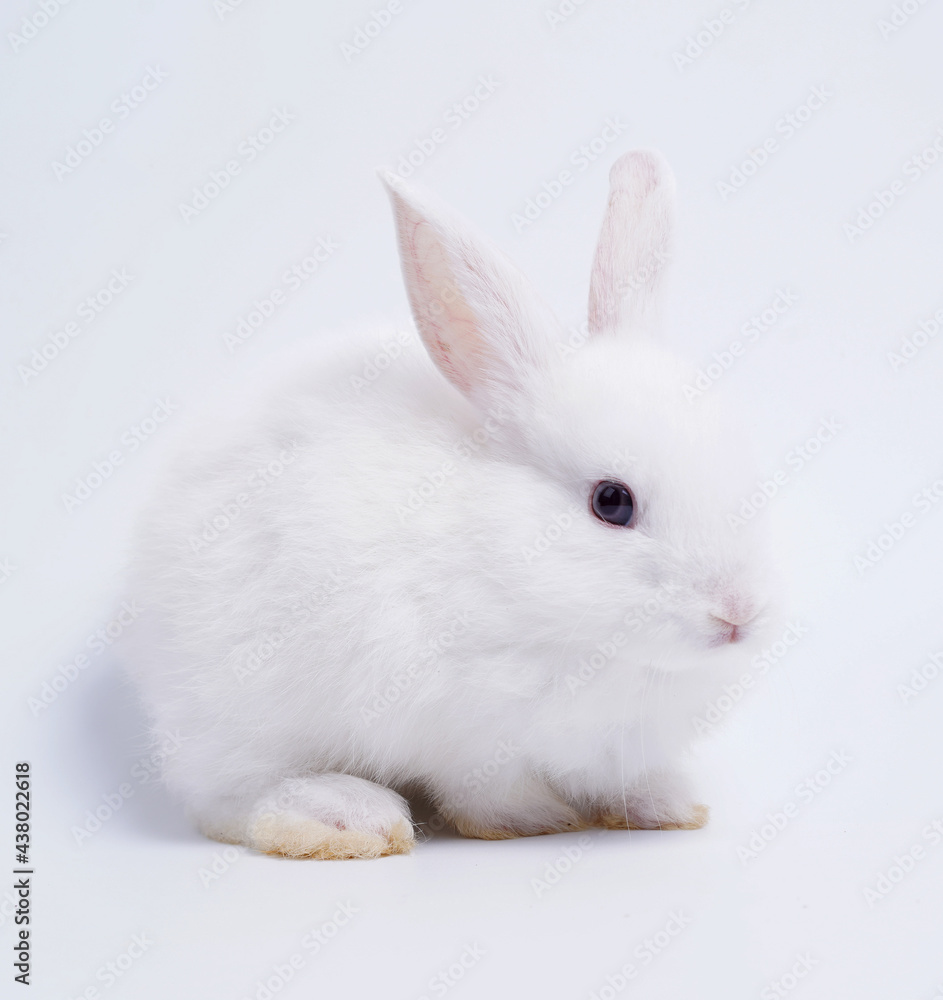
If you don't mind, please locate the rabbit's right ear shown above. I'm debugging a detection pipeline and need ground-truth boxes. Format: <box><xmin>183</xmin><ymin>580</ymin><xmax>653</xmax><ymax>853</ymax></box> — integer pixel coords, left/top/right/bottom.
<box><xmin>587</xmin><ymin>150</ymin><xmax>675</xmax><ymax>338</ymax></box>
<box><xmin>379</xmin><ymin>171</ymin><xmax>559</xmax><ymax>405</ymax></box>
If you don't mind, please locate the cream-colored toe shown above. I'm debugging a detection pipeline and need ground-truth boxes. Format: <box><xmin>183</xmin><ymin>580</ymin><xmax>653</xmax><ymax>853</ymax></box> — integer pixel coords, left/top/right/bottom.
<box><xmin>594</xmin><ymin>803</ymin><xmax>710</xmax><ymax>831</ymax></box>
<box><xmin>249</xmin><ymin>815</ymin><xmax>415</xmax><ymax>859</ymax></box>
<box><xmin>657</xmin><ymin>803</ymin><xmax>710</xmax><ymax>831</ymax></box>
<box><xmin>447</xmin><ymin>814</ymin><xmax>588</xmax><ymax>841</ymax></box>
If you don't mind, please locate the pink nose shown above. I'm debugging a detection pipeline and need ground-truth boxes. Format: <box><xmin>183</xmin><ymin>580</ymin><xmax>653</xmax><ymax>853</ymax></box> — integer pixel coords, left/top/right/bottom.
<box><xmin>709</xmin><ymin>598</ymin><xmax>758</xmax><ymax>644</ymax></box>
<box><xmin>712</xmin><ymin>596</ymin><xmax>756</xmax><ymax>628</ymax></box>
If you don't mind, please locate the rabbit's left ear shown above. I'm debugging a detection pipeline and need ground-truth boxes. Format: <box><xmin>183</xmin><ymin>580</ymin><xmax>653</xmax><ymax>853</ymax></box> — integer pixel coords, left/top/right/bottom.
<box><xmin>380</xmin><ymin>170</ymin><xmax>560</xmax><ymax>404</ymax></box>
<box><xmin>588</xmin><ymin>150</ymin><xmax>675</xmax><ymax>338</ymax></box>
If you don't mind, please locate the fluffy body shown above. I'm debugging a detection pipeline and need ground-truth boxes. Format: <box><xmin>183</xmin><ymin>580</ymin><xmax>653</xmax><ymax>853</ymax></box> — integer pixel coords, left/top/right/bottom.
<box><xmin>123</xmin><ymin>152</ymin><xmax>773</xmax><ymax>857</ymax></box>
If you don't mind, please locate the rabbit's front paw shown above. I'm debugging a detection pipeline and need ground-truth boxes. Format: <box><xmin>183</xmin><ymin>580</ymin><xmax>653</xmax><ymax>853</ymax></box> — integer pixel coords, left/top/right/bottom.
<box><xmin>241</xmin><ymin>774</ymin><xmax>415</xmax><ymax>859</ymax></box>
<box><xmin>590</xmin><ymin>772</ymin><xmax>710</xmax><ymax>831</ymax></box>
<box><xmin>595</xmin><ymin>802</ymin><xmax>710</xmax><ymax>831</ymax></box>
<box><xmin>438</xmin><ymin>778</ymin><xmax>588</xmax><ymax>840</ymax></box>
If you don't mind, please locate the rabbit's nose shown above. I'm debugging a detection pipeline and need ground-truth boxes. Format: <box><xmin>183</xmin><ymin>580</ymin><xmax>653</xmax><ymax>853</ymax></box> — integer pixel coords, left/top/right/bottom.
<box><xmin>712</xmin><ymin>599</ymin><xmax>757</xmax><ymax>628</ymax></box>
<box><xmin>708</xmin><ymin>594</ymin><xmax>761</xmax><ymax>644</ymax></box>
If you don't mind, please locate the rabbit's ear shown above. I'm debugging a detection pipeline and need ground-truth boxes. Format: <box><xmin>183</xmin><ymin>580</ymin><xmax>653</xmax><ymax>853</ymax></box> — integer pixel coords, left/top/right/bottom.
<box><xmin>380</xmin><ymin>171</ymin><xmax>559</xmax><ymax>401</ymax></box>
<box><xmin>587</xmin><ymin>150</ymin><xmax>675</xmax><ymax>337</ymax></box>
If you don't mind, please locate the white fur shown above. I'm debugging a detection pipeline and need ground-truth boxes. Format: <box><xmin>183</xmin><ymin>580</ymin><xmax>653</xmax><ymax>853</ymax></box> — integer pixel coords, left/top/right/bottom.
<box><xmin>122</xmin><ymin>151</ymin><xmax>775</xmax><ymax>854</ymax></box>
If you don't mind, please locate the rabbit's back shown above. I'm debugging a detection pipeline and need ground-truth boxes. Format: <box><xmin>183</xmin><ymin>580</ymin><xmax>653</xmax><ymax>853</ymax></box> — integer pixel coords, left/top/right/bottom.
<box><xmin>122</xmin><ymin>326</ymin><xmax>523</xmax><ymax>799</ymax></box>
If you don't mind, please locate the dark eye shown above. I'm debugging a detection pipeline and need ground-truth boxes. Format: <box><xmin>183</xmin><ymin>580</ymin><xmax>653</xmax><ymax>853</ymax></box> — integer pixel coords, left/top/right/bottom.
<box><xmin>591</xmin><ymin>480</ymin><xmax>635</xmax><ymax>527</ymax></box>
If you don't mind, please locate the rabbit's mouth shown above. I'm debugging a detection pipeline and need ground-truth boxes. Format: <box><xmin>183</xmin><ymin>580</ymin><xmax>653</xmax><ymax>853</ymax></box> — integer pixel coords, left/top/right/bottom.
<box><xmin>703</xmin><ymin>601</ymin><xmax>772</xmax><ymax>649</ymax></box>
<box><xmin>709</xmin><ymin>617</ymin><xmax>742</xmax><ymax>646</ymax></box>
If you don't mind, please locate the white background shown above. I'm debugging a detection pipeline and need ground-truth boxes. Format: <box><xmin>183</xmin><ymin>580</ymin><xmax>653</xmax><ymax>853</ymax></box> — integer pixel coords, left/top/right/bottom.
<box><xmin>2</xmin><ymin>0</ymin><xmax>943</xmax><ymax>997</ymax></box>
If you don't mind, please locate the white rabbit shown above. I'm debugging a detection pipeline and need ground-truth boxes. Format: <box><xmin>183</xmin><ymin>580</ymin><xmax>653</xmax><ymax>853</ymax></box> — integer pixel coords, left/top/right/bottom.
<box><xmin>123</xmin><ymin>150</ymin><xmax>773</xmax><ymax>859</ymax></box>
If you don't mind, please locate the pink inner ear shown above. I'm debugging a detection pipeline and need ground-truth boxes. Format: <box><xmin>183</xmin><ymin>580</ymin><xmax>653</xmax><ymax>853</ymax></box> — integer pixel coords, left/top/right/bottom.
<box><xmin>388</xmin><ymin>174</ymin><xmax>549</xmax><ymax>399</ymax></box>
<box><xmin>404</xmin><ymin>216</ymin><xmax>478</xmax><ymax>395</ymax></box>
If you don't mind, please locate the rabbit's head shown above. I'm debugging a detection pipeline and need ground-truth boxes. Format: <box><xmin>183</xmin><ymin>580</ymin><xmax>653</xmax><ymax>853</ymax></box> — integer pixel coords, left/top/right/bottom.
<box><xmin>382</xmin><ymin>152</ymin><xmax>773</xmax><ymax>671</ymax></box>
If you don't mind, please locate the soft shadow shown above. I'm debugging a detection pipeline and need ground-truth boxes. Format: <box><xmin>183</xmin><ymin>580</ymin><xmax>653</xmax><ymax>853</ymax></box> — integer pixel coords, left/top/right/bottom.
<box><xmin>76</xmin><ymin>651</ymin><xmax>200</xmax><ymax>845</ymax></box>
